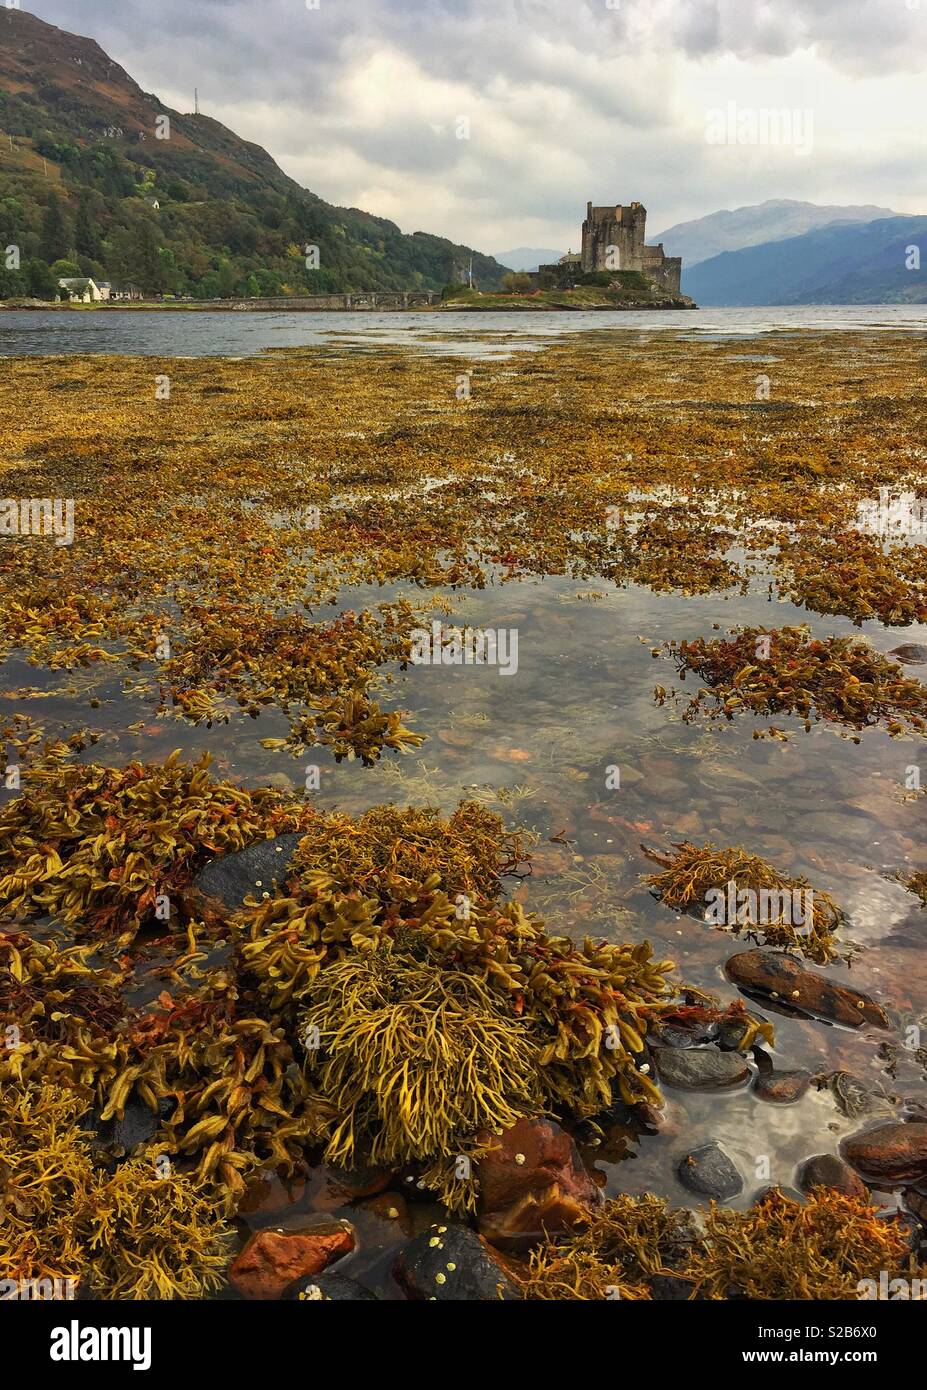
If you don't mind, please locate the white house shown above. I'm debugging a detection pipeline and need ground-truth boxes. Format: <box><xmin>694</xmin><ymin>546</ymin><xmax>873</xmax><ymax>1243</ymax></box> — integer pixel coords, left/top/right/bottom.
<box><xmin>58</xmin><ymin>277</ymin><xmax>103</xmax><ymax>303</ymax></box>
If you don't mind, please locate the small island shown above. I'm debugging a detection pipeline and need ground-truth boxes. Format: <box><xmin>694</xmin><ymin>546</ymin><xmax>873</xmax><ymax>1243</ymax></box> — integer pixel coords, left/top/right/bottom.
<box><xmin>443</xmin><ymin>200</ymin><xmax>696</xmax><ymax>310</ymax></box>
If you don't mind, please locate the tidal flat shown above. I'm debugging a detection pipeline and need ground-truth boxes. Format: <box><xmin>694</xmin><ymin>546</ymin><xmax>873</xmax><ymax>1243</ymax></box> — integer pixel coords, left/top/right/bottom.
<box><xmin>1</xmin><ymin>329</ymin><xmax>926</xmax><ymax>1300</ymax></box>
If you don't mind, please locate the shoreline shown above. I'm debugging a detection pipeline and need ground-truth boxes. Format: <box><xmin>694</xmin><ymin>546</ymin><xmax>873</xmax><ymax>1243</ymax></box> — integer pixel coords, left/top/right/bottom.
<box><xmin>0</xmin><ymin>298</ymin><xmax>699</xmax><ymax>313</ymax></box>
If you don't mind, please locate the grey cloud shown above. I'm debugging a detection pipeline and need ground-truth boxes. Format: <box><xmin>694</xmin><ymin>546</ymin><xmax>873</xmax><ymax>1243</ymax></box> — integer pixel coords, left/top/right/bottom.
<box><xmin>24</xmin><ymin>0</ymin><xmax>926</xmax><ymax>251</ymax></box>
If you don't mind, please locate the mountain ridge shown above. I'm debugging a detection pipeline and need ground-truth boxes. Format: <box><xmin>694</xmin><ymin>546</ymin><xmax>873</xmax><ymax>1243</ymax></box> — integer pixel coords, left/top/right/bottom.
<box><xmin>683</xmin><ymin>215</ymin><xmax>927</xmax><ymax>305</ymax></box>
<box><xmin>654</xmin><ymin>198</ymin><xmax>900</xmax><ymax>268</ymax></box>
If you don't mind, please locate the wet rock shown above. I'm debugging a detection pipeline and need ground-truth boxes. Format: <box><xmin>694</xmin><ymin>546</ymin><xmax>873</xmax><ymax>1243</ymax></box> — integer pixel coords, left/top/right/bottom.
<box><xmin>88</xmin><ymin>1098</ymin><xmax>172</xmax><ymax>1163</ymax></box>
<box><xmin>479</xmin><ymin>1185</ymin><xmax>595</xmax><ymax>1250</ymax></box>
<box><xmin>888</xmin><ymin>643</ymin><xmax>927</xmax><ymax>665</ymax></box>
<box><xmin>717</xmin><ymin>1010</ymin><xmax>769</xmax><ymax>1052</ymax></box>
<box><xmin>753</xmin><ymin>1069</ymin><xmax>811</xmax><ymax>1104</ymax></box>
<box><xmin>356</xmin><ymin>1192</ymin><xmax>414</xmax><ymax>1239</ymax></box>
<box><xmin>652</xmin><ymin>1045</ymin><xmax>750</xmax><ymax>1091</ymax></box>
<box><xmin>327</xmin><ymin>1164</ymin><xmax>392</xmax><ymax>1201</ymax></box>
<box><xmin>648</xmin><ymin>1273</ymin><xmax>701</xmax><ymax>1301</ymax></box>
<box><xmin>312</xmin><ymin>1163</ymin><xmax>392</xmax><ymax>1206</ymax></box>
<box><xmin>881</xmin><ymin>1210</ymin><xmax>921</xmax><ymax>1254</ymax></box>
<box><xmin>476</xmin><ymin>1116</ymin><xmax>600</xmax><ymax>1249</ymax></box>
<box><xmin>752</xmin><ymin>1185</ymin><xmax>804</xmax><ymax>1205</ymax></box>
<box><xmin>283</xmin><ymin>1273</ymin><xmax>379</xmax><ymax>1301</ymax></box>
<box><xmin>394</xmin><ymin>1223</ymin><xmax>521</xmax><ymax>1301</ymax></box>
<box><xmin>238</xmin><ymin>1172</ymin><xmax>307</xmax><ymax>1217</ymax></box>
<box><xmin>724</xmin><ymin>950</ymin><xmax>889</xmax><ymax>1029</ymax></box>
<box><xmin>229</xmin><ymin>1219</ymin><xmax>355</xmax><ymax>1300</ymax></box>
<box><xmin>193</xmin><ymin>832</ymin><xmax>304</xmax><ymax>911</ymax></box>
<box><xmin>634</xmin><ymin>1102</ymin><xmax>665</xmax><ymax>1132</ymax></box>
<box><xmin>652</xmin><ymin>1018</ymin><xmax>720</xmax><ymax>1049</ymax></box>
<box><xmin>841</xmin><ymin>1122</ymin><xmax>927</xmax><ymax>1187</ymax></box>
<box><xmin>677</xmin><ymin>1142</ymin><xmax>743</xmax><ymax>1201</ymax></box>
<box><xmin>902</xmin><ymin>1188</ymin><xmax>927</xmax><ymax>1226</ymax></box>
<box><xmin>798</xmin><ymin>1153</ymin><xmax>868</xmax><ymax>1200</ymax></box>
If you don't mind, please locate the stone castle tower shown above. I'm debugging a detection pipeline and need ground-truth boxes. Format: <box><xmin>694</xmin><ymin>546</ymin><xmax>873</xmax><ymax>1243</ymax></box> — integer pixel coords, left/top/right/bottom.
<box><xmin>581</xmin><ymin>201</ymin><xmax>682</xmax><ymax>293</ymax></box>
<box><xmin>581</xmin><ymin>201</ymin><xmax>647</xmax><ymax>273</ymax></box>
<box><xmin>536</xmin><ymin>201</ymin><xmax>682</xmax><ymax>295</ymax></box>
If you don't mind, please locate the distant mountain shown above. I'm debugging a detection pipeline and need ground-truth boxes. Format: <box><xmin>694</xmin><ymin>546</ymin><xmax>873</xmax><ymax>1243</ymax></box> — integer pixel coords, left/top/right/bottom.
<box><xmin>493</xmin><ymin>247</ymin><xmax>565</xmax><ymax>272</ymax></box>
<box><xmin>683</xmin><ymin>216</ymin><xmax>927</xmax><ymax>305</ymax></box>
<box><xmin>0</xmin><ymin>8</ymin><xmax>506</xmax><ymax>299</ymax></box>
<box><xmin>653</xmin><ymin>199</ymin><xmax>899</xmax><ymax>269</ymax></box>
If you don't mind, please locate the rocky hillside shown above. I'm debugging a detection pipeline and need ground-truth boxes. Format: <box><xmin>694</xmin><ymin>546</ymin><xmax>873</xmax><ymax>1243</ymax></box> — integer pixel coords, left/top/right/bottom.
<box><xmin>0</xmin><ymin>8</ymin><xmax>506</xmax><ymax>299</ymax></box>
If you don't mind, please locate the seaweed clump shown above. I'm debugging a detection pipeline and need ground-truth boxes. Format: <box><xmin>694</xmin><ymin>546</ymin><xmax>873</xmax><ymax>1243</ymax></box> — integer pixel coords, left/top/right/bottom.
<box><xmin>0</xmin><ymin>750</ymin><xmax>313</xmax><ymax>941</ymax></box>
<box><xmin>232</xmin><ymin>799</ymin><xmax>532</xmax><ymax>1009</ymax></box>
<box><xmin>643</xmin><ymin>840</ymin><xmax>842</xmax><ymax>964</ymax></box>
<box><xmin>299</xmin><ymin>940</ymin><xmax>541</xmax><ymax>1178</ymax></box>
<box><xmin>0</xmin><ymin>1080</ymin><xmax>233</xmax><ymax>1299</ymax></box>
<box><xmin>906</xmin><ymin>870</ymin><xmax>927</xmax><ymax>905</ymax></box>
<box><xmin>778</xmin><ymin>531</ymin><xmax>927</xmax><ymax>628</ymax></box>
<box><xmin>685</xmin><ymin>1188</ymin><xmax>913</xmax><ymax>1300</ymax></box>
<box><xmin>0</xmin><ymin>942</ymin><xmax>318</xmax><ymax>1210</ymax></box>
<box><xmin>522</xmin><ymin>1189</ymin><xmax>918</xmax><ymax>1301</ymax></box>
<box><xmin>522</xmin><ymin>1193</ymin><xmax>698</xmax><ymax>1300</ymax></box>
<box><xmin>234</xmin><ymin>800</ymin><xmax>675</xmax><ymax>1207</ymax></box>
<box><xmin>289</xmin><ymin>799</ymin><xmax>529</xmax><ymax>905</ymax></box>
<box><xmin>287</xmin><ymin>903</ymin><xmax>676</xmax><ymax>1210</ymax></box>
<box><xmin>661</xmin><ymin>626</ymin><xmax>927</xmax><ymax>739</ymax></box>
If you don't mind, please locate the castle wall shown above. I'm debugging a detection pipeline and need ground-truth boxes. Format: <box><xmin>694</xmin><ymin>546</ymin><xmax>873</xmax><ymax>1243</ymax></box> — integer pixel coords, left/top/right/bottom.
<box><xmin>643</xmin><ymin>252</ymin><xmax>682</xmax><ymax>295</ymax></box>
<box><xmin>581</xmin><ymin>202</ymin><xmax>647</xmax><ymax>273</ymax></box>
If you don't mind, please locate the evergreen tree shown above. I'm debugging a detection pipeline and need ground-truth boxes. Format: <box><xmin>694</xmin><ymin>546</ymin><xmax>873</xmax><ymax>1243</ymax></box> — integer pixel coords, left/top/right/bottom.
<box><xmin>24</xmin><ymin>258</ymin><xmax>57</xmax><ymax>299</ymax></box>
<box><xmin>74</xmin><ymin>197</ymin><xmax>101</xmax><ymax>260</ymax></box>
<box><xmin>40</xmin><ymin>198</ymin><xmax>71</xmax><ymax>262</ymax></box>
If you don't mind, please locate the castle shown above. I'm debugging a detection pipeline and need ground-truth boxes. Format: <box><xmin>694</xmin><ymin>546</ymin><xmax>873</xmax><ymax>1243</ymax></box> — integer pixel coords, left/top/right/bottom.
<box><xmin>536</xmin><ymin>202</ymin><xmax>682</xmax><ymax>295</ymax></box>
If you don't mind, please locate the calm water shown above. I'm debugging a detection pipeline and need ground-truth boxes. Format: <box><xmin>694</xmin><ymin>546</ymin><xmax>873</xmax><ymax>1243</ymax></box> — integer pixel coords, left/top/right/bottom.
<box><xmin>1</xmin><ymin>304</ymin><xmax>926</xmax><ymax>358</ymax></box>
<box><xmin>7</xmin><ymin>563</ymin><xmax>925</xmax><ymax>1236</ymax></box>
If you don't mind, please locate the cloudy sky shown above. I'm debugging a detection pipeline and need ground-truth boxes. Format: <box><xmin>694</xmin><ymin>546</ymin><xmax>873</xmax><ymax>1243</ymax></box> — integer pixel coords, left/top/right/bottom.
<box><xmin>26</xmin><ymin>0</ymin><xmax>927</xmax><ymax>252</ymax></box>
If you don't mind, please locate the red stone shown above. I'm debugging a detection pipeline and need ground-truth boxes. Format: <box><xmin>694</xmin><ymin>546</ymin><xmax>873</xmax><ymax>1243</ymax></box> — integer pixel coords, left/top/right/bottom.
<box><xmin>841</xmin><ymin>1123</ymin><xmax>927</xmax><ymax>1187</ymax></box>
<box><xmin>476</xmin><ymin>1117</ymin><xmax>600</xmax><ymax>1249</ymax></box>
<box><xmin>229</xmin><ymin>1221</ymin><xmax>354</xmax><ymax>1300</ymax></box>
<box><xmin>725</xmin><ymin>950</ymin><xmax>888</xmax><ymax>1029</ymax></box>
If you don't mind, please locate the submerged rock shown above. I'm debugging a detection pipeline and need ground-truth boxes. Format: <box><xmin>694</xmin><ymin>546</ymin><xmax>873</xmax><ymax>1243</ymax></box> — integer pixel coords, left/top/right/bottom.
<box><xmin>677</xmin><ymin>1142</ymin><xmax>743</xmax><ymax>1201</ymax></box>
<box><xmin>648</xmin><ymin>1273</ymin><xmax>701</xmax><ymax>1300</ymax></box>
<box><xmin>476</xmin><ymin>1116</ymin><xmax>600</xmax><ymax>1249</ymax></box>
<box><xmin>652</xmin><ymin>1017</ymin><xmax>720</xmax><ymax>1049</ymax></box>
<box><xmin>283</xmin><ymin>1273</ymin><xmax>379</xmax><ymax>1301</ymax></box>
<box><xmin>903</xmin><ymin>1188</ymin><xmax>927</xmax><ymax>1226</ymax></box>
<box><xmin>652</xmin><ymin>1045</ymin><xmax>750</xmax><ymax>1091</ymax></box>
<box><xmin>717</xmin><ymin>1010</ymin><xmax>770</xmax><ymax>1052</ymax></box>
<box><xmin>88</xmin><ymin>1097</ymin><xmax>173</xmax><ymax>1164</ymax></box>
<box><xmin>229</xmin><ymin>1219</ymin><xmax>355</xmax><ymax>1300</ymax></box>
<box><xmin>394</xmin><ymin>1223</ymin><xmax>521</xmax><ymax>1300</ymax></box>
<box><xmin>193</xmin><ymin>832</ymin><xmax>304</xmax><ymax>911</ymax></box>
<box><xmin>312</xmin><ymin>1163</ymin><xmax>393</xmax><ymax>1207</ymax></box>
<box><xmin>824</xmin><ymin>1071</ymin><xmax>897</xmax><ymax>1120</ymax></box>
<box><xmin>797</xmin><ymin>1153</ymin><xmax>868</xmax><ymax>1200</ymax></box>
<box><xmin>724</xmin><ymin>949</ymin><xmax>889</xmax><ymax>1029</ymax></box>
<box><xmin>753</xmin><ymin>1069</ymin><xmax>811</xmax><ymax>1104</ymax></box>
<box><xmin>841</xmin><ymin>1122</ymin><xmax>927</xmax><ymax>1187</ymax></box>
<box><xmin>888</xmin><ymin>643</ymin><xmax>927</xmax><ymax>665</ymax></box>
<box><xmin>238</xmin><ymin>1172</ymin><xmax>307</xmax><ymax>1217</ymax></box>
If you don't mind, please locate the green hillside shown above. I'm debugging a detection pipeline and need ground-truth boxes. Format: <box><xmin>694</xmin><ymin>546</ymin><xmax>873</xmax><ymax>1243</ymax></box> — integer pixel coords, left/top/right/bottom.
<box><xmin>0</xmin><ymin>8</ymin><xmax>505</xmax><ymax>301</ymax></box>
